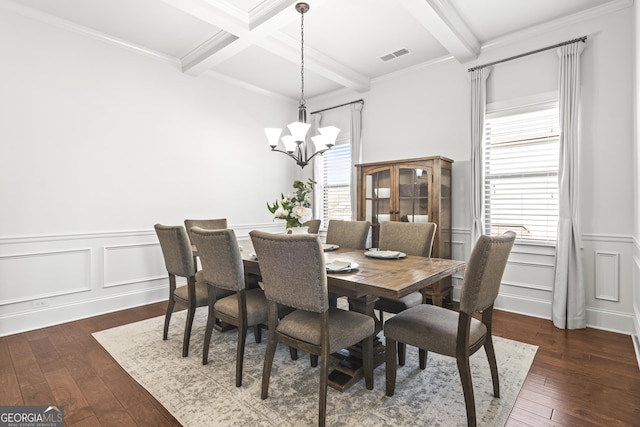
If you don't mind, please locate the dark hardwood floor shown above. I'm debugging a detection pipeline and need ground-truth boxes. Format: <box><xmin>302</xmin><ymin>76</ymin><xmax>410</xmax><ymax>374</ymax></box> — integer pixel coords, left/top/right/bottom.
<box><xmin>1</xmin><ymin>302</ymin><xmax>639</xmax><ymax>426</ymax></box>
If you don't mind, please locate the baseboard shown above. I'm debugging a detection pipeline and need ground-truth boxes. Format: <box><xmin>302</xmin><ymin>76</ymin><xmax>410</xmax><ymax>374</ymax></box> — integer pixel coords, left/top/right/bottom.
<box><xmin>0</xmin><ymin>286</ymin><xmax>167</xmax><ymax>337</ymax></box>
<box><xmin>633</xmin><ymin>303</ymin><xmax>640</xmax><ymax>369</ymax></box>
<box><xmin>453</xmin><ymin>286</ymin><xmax>635</xmax><ymax>335</ymax></box>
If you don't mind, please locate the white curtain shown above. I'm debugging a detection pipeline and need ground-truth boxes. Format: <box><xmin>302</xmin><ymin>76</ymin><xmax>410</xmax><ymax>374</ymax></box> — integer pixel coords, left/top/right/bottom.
<box><xmin>553</xmin><ymin>42</ymin><xmax>586</xmax><ymax>329</ymax></box>
<box><xmin>469</xmin><ymin>68</ymin><xmax>491</xmax><ymax>245</ymax></box>
<box><xmin>350</xmin><ymin>102</ymin><xmax>363</xmax><ymax>220</ymax></box>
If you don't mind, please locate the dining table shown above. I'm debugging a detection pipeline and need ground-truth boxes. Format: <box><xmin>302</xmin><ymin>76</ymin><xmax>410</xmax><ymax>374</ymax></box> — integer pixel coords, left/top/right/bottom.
<box><xmin>237</xmin><ymin>238</ymin><xmax>466</xmax><ymax>392</ymax></box>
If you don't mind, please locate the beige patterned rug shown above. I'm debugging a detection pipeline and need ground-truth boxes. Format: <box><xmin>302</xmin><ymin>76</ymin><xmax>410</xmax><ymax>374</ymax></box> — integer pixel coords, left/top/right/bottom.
<box><xmin>93</xmin><ymin>308</ymin><xmax>537</xmax><ymax>426</ymax></box>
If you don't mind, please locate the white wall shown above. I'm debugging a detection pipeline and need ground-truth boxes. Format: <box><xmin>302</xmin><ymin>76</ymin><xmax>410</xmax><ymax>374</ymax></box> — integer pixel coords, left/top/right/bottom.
<box><xmin>311</xmin><ymin>4</ymin><xmax>636</xmax><ymax>334</ymax></box>
<box><xmin>632</xmin><ymin>1</ymin><xmax>640</xmax><ymax>362</ymax></box>
<box><xmin>0</xmin><ymin>7</ymin><xmax>298</xmax><ymax>335</ymax></box>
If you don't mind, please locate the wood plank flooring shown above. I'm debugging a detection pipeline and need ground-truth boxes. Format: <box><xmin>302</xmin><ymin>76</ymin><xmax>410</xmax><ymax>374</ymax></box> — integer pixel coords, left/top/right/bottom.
<box><xmin>1</xmin><ymin>302</ymin><xmax>639</xmax><ymax>426</ymax></box>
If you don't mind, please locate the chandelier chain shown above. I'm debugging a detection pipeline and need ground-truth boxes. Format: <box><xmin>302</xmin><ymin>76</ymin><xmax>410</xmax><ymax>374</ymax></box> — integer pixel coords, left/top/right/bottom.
<box><xmin>300</xmin><ymin>10</ymin><xmax>305</xmax><ymax>107</ymax></box>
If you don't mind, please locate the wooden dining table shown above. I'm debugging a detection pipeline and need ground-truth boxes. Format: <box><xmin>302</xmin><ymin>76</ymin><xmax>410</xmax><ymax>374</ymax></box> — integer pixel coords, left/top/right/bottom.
<box><xmin>238</xmin><ymin>238</ymin><xmax>466</xmax><ymax>392</ymax></box>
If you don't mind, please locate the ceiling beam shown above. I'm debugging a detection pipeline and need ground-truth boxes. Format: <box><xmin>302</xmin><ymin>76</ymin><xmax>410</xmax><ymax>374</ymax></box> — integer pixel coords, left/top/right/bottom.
<box><xmin>163</xmin><ymin>0</ymin><xmax>370</xmax><ymax>94</ymax></box>
<box><xmin>397</xmin><ymin>0</ymin><xmax>480</xmax><ymax>63</ymax></box>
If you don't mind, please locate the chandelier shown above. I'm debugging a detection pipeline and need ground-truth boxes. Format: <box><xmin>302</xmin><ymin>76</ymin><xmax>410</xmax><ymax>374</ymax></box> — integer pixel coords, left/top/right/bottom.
<box><xmin>264</xmin><ymin>2</ymin><xmax>339</xmax><ymax>168</ymax></box>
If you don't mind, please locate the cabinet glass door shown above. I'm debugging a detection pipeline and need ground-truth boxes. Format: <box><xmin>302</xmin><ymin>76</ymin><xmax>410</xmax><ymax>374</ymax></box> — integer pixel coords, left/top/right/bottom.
<box><xmin>398</xmin><ymin>166</ymin><xmax>430</xmax><ymax>223</ymax></box>
<box><xmin>364</xmin><ymin>168</ymin><xmax>392</xmax><ymax>220</ymax></box>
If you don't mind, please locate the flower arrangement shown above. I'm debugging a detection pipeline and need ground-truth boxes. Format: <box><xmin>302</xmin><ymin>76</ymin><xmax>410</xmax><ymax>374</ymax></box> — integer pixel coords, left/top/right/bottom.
<box><xmin>267</xmin><ymin>179</ymin><xmax>315</xmax><ymax>228</ymax></box>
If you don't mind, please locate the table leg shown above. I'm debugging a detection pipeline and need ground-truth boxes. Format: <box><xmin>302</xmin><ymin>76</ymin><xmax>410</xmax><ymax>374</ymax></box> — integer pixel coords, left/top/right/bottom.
<box><xmin>327</xmin><ymin>294</ymin><xmax>385</xmax><ymax>392</ymax></box>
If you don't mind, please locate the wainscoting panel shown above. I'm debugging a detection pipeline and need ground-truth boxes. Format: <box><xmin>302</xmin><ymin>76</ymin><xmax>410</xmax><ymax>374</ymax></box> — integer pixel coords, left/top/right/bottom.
<box><xmin>451</xmin><ymin>229</ymin><xmax>635</xmax><ymax>334</ymax></box>
<box><xmin>0</xmin><ymin>248</ymin><xmax>91</xmax><ymax>305</ymax></box>
<box><xmin>595</xmin><ymin>251</ymin><xmax>620</xmax><ymax>301</ymax></box>
<box><xmin>0</xmin><ymin>223</ymin><xmax>285</xmax><ymax>336</ymax></box>
<box><xmin>104</xmin><ymin>242</ymin><xmax>166</xmax><ymax>288</ymax></box>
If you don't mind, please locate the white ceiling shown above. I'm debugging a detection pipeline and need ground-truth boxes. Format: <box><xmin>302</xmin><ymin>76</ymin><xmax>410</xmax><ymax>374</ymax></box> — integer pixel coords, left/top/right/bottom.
<box><xmin>3</xmin><ymin>0</ymin><xmax>620</xmax><ymax>100</ymax></box>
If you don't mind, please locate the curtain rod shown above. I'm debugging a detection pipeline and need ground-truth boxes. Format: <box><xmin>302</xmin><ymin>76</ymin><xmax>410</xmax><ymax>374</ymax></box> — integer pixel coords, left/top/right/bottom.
<box><xmin>468</xmin><ymin>36</ymin><xmax>587</xmax><ymax>72</ymax></box>
<box><xmin>310</xmin><ymin>99</ymin><xmax>364</xmax><ymax>115</ymax></box>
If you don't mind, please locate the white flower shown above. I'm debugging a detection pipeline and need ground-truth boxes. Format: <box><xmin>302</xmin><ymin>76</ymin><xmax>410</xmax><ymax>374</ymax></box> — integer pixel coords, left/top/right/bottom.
<box><xmin>274</xmin><ymin>206</ymin><xmax>288</xmax><ymax>219</ymax></box>
<box><xmin>292</xmin><ymin>206</ymin><xmax>312</xmax><ymax>224</ymax></box>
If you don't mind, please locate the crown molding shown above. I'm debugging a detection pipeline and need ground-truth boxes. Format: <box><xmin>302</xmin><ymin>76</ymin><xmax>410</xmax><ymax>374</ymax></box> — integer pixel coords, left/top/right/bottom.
<box><xmin>0</xmin><ymin>0</ymin><xmax>179</xmax><ymax>66</ymax></box>
<box><xmin>480</xmin><ymin>0</ymin><xmax>634</xmax><ymax>53</ymax></box>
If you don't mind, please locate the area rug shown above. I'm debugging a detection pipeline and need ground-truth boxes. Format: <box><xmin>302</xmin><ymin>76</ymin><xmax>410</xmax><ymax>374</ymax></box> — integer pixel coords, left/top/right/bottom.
<box><xmin>93</xmin><ymin>308</ymin><xmax>537</xmax><ymax>426</ymax></box>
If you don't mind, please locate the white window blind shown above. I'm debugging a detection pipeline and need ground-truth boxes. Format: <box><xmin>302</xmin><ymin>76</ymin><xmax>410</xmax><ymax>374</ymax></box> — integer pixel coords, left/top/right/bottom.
<box><xmin>484</xmin><ymin>101</ymin><xmax>560</xmax><ymax>242</ymax></box>
<box><xmin>317</xmin><ymin>143</ymin><xmax>352</xmax><ymax>227</ymax></box>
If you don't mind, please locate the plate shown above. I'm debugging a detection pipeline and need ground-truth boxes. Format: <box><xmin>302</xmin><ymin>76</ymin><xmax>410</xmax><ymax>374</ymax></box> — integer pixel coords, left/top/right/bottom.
<box><xmin>322</xmin><ymin>244</ymin><xmax>340</xmax><ymax>251</ymax></box>
<box><xmin>364</xmin><ymin>249</ymin><xmax>407</xmax><ymax>259</ymax></box>
<box><xmin>326</xmin><ymin>260</ymin><xmax>359</xmax><ymax>273</ymax></box>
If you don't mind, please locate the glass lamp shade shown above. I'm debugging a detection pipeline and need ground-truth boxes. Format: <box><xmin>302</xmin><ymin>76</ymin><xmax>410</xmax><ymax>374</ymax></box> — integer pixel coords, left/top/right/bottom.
<box><xmin>280</xmin><ymin>135</ymin><xmax>298</xmax><ymax>153</ymax></box>
<box><xmin>265</xmin><ymin>128</ymin><xmax>283</xmax><ymax>148</ymax></box>
<box><xmin>317</xmin><ymin>126</ymin><xmax>340</xmax><ymax>147</ymax></box>
<box><xmin>287</xmin><ymin>121</ymin><xmax>311</xmax><ymax>142</ymax></box>
<box><xmin>310</xmin><ymin>135</ymin><xmax>327</xmax><ymax>151</ymax></box>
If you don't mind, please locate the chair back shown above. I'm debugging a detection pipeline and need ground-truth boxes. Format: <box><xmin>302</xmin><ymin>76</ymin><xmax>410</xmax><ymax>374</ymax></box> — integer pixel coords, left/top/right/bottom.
<box><xmin>325</xmin><ymin>220</ymin><xmax>370</xmax><ymax>249</ymax></box>
<box><xmin>184</xmin><ymin>218</ymin><xmax>228</xmax><ymax>244</ymax></box>
<box><xmin>154</xmin><ymin>224</ymin><xmax>195</xmax><ymax>277</ymax></box>
<box><xmin>460</xmin><ymin>231</ymin><xmax>516</xmax><ymax>314</ymax></box>
<box><xmin>379</xmin><ymin>221</ymin><xmax>437</xmax><ymax>257</ymax></box>
<box><xmin>250</xmin><ymin>231</ymin><xmax>328</xmax><ymax>313</ymax></box>
<box><xmin>190</xmin><ymin>227</ymin><xmax>244</xmax><ymax>292</ymax></box>
<box><xmin>304</xmin><ymin>219</ymin><xmax>321</xmax><ymax>234</ymax></box>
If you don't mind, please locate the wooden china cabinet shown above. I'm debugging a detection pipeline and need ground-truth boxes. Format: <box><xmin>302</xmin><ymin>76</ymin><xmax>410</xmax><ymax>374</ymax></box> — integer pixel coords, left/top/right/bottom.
<box><xmin>356</xmin><ymin>156</ymin><xmax>453</xmax><ymax>305</ymax></box>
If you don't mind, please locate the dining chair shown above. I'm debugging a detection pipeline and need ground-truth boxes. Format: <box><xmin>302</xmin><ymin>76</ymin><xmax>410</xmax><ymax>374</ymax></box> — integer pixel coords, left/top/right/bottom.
<box><xmin>384</xmin><ymin>231</ymin><xmax>516</xmax><ymax>427</ymax></box>
<box><xmin>374</xmin><ymin>221</ymin><xmax>437</xmax><ymax>364</ymax></box>
<box><xmin>250</xmin><ymin>230</ymin><xmax>375</xmax><ymax>427</ymax></box>
<box><xmin>325</xmin><ymin>219</ymin><xmax>370</xmax><ymax>249</ymax></box>
<box><xmin>184</xmin><ymin>218</ymin><xmax>228</xmax><ymax>244</ymax></box>
<box><xmin>324</xmin><ymin>220</ymin><xmax>371</xmax><ymax>309</ymax></box>
<box><xmin>304</xmin><ymin>219</ymin><xmax>321</xmax><ymax>234</ymax></box>
<box><xmin>190</xmin><ymin>227</ymin><xmax>268</xmax><ymax>387</ymax></box>
<box><xmin>154</xmin><ymin>224</ymin><xmax>209</xmax><ymax>357</ymax></box>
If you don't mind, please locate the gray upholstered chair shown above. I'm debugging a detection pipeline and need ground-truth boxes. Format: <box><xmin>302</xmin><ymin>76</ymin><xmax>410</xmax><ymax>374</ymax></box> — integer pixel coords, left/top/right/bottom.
<box><xmin>384</xmin><ymin>231</ymin><xmax>516</xmax><ymax>427</ymax></box>
<box><xmin>190</xmin><ymin>227</ymin><xmax>268</xmax><ymax>387</ymax></box>
<box><xmin>304</xmin><ymin>219</ymin><xmax>321</xmax><ymax>234</ymax></box>
<box><xmin>374</xmin><ymin>221</ymin><xmax>437</xmax><ymax>364</ymax></box>
<box><xmin>184</xmin><ymin>218</ymin><xmax>228</xmax><ymax>245</ymax></box>
<box><xmin>325</xmin><ymin>219</ymin><xmax>370</xmax><ymax>249</ymax></box>
<box><xmin>184</xmin><ymin>218</ymin><xmax>228</xmax><ymax>267</ymax></box>
<box><xmin>250</xmin><ymin>230</ymin><xmax>375</xmax><ymax>427</ymax></box>
<box><xmin>154</xmin><ymin>224</ymin><xmax>209</xmax><ymax>357</ymax></box>
<box><xmin>324</xmin><ymin>220</ymin><xmax>370</xmax><ymax>309</ymax></box>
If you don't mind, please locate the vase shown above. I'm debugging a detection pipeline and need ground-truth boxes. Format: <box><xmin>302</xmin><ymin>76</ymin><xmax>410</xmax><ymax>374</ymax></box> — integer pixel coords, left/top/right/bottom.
<box><xmin>286</xmin><ymin>226</ymin><xmax>309</xmax><ymax>234</ymax></box>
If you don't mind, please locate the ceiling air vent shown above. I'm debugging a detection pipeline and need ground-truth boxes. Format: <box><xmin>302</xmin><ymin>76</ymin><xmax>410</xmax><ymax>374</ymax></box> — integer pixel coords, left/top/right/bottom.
<box><xmin>380</xmin><ymin>48</ymin><xmax>410</xmax><ymax>62</ymax></box>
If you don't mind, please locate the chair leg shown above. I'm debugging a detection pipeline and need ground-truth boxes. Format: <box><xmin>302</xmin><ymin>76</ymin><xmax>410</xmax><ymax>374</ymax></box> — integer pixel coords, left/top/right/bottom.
<box><xmin>419</xmin><ymin>348</ymin><xmax>428</xmax><ymax>369</ymax></box>
<box><xmin>319</xmin><ymin>347</ymin><xmax>329</xmax><ymax>427</ymax></box>
<box><xmin>202</xmin><ymin>303</ymin><xmax>216</xmax><ymax>365</ymax></box>
<box><xmin>385</xmin><ymin>337</ymin><xmax>398</xmax><ymax>397</ymax></box>
<box><xmin>236</xmin><ymin>326</ymin><xmax>247</xmax><ymax>387</ymax></box>
<box><xmin>262</xmin><ymin>314</ymin><xmax>278</xmax><ymax>400</ymax></box>
<box><xmin>310</xmin><ymin>354</ymin><xmax>318</xmax><ymax>367</ymax></box>
<box><xmin>362</xmin><ymin>335</ymin><xmax>374</xmax><ymax>390</ymax></box>
<box><xmin>457</xmin><ymin>355</ymin><xmax>477</xmax><ymax>427</ymax></box>
<box><xmin>289</xmin><ymin>347</ymin><xmax>298</xmax><ymax>360</ymax></box>
<box><xmin>398</xmin><ymin>342</ymin><xmax>406</xmax><ymax>366</ymax></box>
<box><xmin>183</xmin><ymin>303</ymin><xmax>196</xmax><ymax>357</ymax></box>
<box><xmin>163</xmin><ymin>298</ymin><xmax>175</xmax><ymax>340</ymax></box>
<box><xmin>484</xmin><ymin>338</ymin><xmax>500</xmax><ymax>398</ymax></box>
<box><xmin>254</xmin><ymin>324</ymin><xmax>262</xmax><ymax>344</ymax></box>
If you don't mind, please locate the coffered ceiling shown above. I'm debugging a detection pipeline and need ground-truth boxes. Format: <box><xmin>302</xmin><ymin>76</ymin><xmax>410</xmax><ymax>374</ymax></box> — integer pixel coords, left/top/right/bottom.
<box><xmin>2</xmin><ymin>0</ymin><xmax>624</xmax><ymax>100</ymax></box>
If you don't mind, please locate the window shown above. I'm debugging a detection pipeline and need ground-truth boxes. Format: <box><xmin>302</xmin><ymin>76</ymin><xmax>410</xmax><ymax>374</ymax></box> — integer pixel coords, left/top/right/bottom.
<box><xmin>316</xmin><ymin>135</ymin><xmax>352</xmax><ymax>228</ymax></box>
<box><xmin>483</xmin><ymin>101</ymin><xmax>560</xmax><ymax>242</ymax></box>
